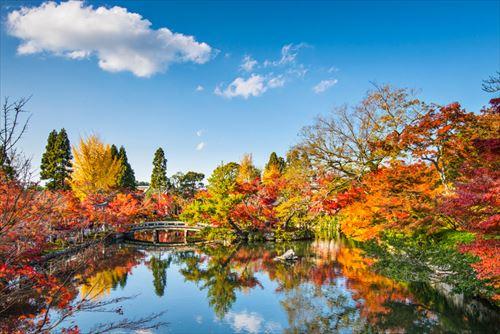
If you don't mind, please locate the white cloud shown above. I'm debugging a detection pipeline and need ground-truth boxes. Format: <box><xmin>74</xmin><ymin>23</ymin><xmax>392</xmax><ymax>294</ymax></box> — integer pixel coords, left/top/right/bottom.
<box><xmin>7</xmin><ymin>1</ymin><xmax>212</xmax><ymax>77</ymax></box>
<box><xmin>240</xmin><ymin>55</ymin><xmax>257</xmax><ymax>72</ymax></box>
<box><xmin>134</xmin><ymin>330</ymin><xmax>153</xmax><ymax>334</ymax></box>
<box><xmin>67</xmin><ymin>50</ymin><xmax>90</xmax><ymax>59</ymax></box>
<box><xmin>278</xmin><ymin>44</ymin><xmax>300</xmax><ymax>65</ymax></box>
<box><xmin>287</xmin><ymin>63</ymin><xmax>308</xmax><ymax>78</ymax></box>
<box><xmin>196</xmin><ymin>130</ymin><xmax>203</xmax><ymax>137</ymax></box>
<box><xmin>214</xmin><ymin>74</ymin><xmax>286</xmax><ymax>99</ymax></box>
<box><xmin>196</xmin><ymin>142</ymin><xmax>206</xmax><ymax>150</ymax></box>
<box><xmin>215</xmin><ymin>43</ymin><xmax>312</xmax><ymax>99</ymax></box>
<box><xmin>267</xmin><ymin>75</ymin><xmax>285</xmax><ymax>88</ymax></box>
<box><xmin>196</xmin><ymin>85</ymin><xmax>204</xmax><ymax>92</ymax></box>
<box><xmin>215</xmin><ymin>74</ymin><xmax>267</xmax><ymax>99</ymax></box>
<box><xmin>313</xmin><ymin>79</ymin><xmax>338</xmax><ymax>94</ymax></box>
<box><xmin>223</xmin><ymin>311</ymin><xmax>282</xmax><ymax>334</ymax></box>
<box><xmin>264</xmin><ymin>42</ymin><xmax>308</xmax><ymax>67</ymax></box>
<box><xmin>224</xmin><ymin>311</ymin><xmax>263</xmax><ymax>334</ymax></box>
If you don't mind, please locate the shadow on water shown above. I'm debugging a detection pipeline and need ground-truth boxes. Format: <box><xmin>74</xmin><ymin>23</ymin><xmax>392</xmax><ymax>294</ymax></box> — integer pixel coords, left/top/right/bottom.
<box><xmin>49</xmin><ymin>239</ymin><xmax>499</xmax><ymax>333</ymax></box>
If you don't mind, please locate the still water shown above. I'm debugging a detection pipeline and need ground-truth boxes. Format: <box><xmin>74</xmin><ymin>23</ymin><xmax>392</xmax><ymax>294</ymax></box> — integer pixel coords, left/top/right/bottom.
<box><xmin>62</xmin><ymin>239</ymin><xmax>499</xmax><ymax>333</ymax></box>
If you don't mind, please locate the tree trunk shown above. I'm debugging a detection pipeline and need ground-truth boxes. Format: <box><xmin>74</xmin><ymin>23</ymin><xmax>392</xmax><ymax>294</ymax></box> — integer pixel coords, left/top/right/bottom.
<box><xmin>227</xmin><ymin>219</ymin><xmax>246</xmax><ymax>239</ymax></box>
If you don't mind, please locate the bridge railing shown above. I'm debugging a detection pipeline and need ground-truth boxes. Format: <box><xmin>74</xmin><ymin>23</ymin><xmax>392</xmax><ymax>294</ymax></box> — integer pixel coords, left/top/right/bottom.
<box><xmin>128</xmin><ymin>221</ymin><xmax>204</xmax><ymax>231</ymax></box>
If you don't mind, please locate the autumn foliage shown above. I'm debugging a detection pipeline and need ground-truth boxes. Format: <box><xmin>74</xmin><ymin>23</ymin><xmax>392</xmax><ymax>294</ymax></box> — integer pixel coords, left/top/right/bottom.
<box><xmin>0</xmin><ymin>167</ymin><xmax>179</xmax><ymax>332</ymax></box>
<box><xmin>70</xmin><ymin>135</ymin><xmax>122</xmax><ymax>200</ymax></box>
<box><xmin>181</xmin><ymin>90</ymin><xmax>499</xmax><ymax>301</ymax></box>
<box><xmin>1</xmin><ymin>87</ymin><xmax>499</xmax><ymax>332</ymax></box>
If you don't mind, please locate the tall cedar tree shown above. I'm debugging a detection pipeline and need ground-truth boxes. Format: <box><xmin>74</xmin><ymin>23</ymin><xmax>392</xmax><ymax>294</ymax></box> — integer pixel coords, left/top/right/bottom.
<box><xmin>40</xmin><ymin>130</ymin><xmax>57</xmax><ymax>184</ymax></box>
<box><xmin>150</xmin><ymin>147</ymin><xmax>168</xmax><ymax>193</ymax></box>
<box><xmin>110</xmin><ymin>144</ymin><xmax>121</xmax><ymax>186</ymax></box>
<box><xmin>118</xmin><ymin>146</ymin><xmax>136</xmax><ymax>190</ymax></box>
<box><xmin>110</xmin><ymin>144</ymin><xmax>119</xmax><ymax>159</ymax></box>
<box><xmin>40</xmin><ymin>129</ymin><xmax>72</xmax><ymax>190</ymax></box>
<box><xmin>55</xmin><ymin>129</ymin><xmax>72</xmax><ymax>189</ymax></box>
<box><xmin>110</xmin><ymin>145</ymin><xmax>136</xmax><ymax>190</ymax></box>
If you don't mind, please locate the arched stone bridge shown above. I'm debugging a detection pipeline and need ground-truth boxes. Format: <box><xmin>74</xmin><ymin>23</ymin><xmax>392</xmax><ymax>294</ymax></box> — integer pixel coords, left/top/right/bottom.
<box><xmin>124</xmin><ymin>221</ymin><xmax>204</xmax><ymax>244</ymax></box>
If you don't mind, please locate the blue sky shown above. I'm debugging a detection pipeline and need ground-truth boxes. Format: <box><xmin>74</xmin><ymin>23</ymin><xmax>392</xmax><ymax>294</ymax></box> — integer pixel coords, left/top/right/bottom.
<box><xmin>1</xmin><ymin>1</ymin><xmax>498</xmax><ymax>182</ymax></box>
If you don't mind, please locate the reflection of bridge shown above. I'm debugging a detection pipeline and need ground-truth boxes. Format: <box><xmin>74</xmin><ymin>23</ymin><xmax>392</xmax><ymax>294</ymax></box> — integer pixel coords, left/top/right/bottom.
<box><xmin>124</xmin><ymin>221</ymin><xmax>204</xmax><ymax>244</ymax></box>
<box><xmin>123</xmin><ymin>239</ymin><xmax>204</xmax><ymax>250</ymax></box>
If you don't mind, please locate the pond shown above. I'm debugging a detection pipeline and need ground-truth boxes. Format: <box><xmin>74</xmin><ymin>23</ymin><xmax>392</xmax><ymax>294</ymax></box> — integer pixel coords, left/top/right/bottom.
<box><xmin>59</xmin><ymin>239</ymin><xmax>499</xmax><ymax>333</ymax></box>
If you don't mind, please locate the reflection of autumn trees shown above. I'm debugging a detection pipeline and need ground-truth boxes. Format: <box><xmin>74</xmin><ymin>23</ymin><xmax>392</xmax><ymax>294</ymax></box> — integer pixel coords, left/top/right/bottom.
<box><xmin>79</xmin><ymin>266</ymin><xmax>129</xmax><ymax>299</ymax></box>
<box><xmin>272</xmin><ymin>240</ymin><xmax>412</xmax><ymax>330</ymax></box>
<box><xmin>178</xmin><ymin>243</ymin><xmax>262</xmax><ymax>319</ymax></box>
<box><xmin>176</xmin><ymin>240</ymin><xmax>495</xmax><ymax>332</ymax></box>
<box><xmin>233</xmin><ymin>240</ymin><xmax>410</xmax><ymax>319</ymax></box>
<box><xmin>6</xmin><ymin>239</ymin><xmax>494</xmax><ymax>333</ymax></box>
<box><xmin>70</xmin><ymin>242</ymin><xmax>499</xmax><ymax>333</ymax></box>
<box><xmin>330</xmin><ymin>242</ymin><xmax>410</xmax><ymax>319</ymax></box>
<box><xmin>0</xmin><ymin>242</ymin><xmax>146</xmax><ymax>332</ymax></box>
<box><xmin>175</xmin><ymin>240</ymin><xmax>411</xmax><ymax>325</ymax></box>
<box><xmin>146</xmin><ymin>252</ymin><xmax>173</xmax><ymax>297</ymax></box>
<box><xmin>280</xmin><ymin>283</ymin><xmax>363</xmax><ymax>333</ymax></box>
<box><xmin>71</xmin><ymin>244</ymin><xmax>145</xmax><ymax>300</ymax></box>
<box><xmin>377</xmin><ymin>282</ymin><xmax>500</xmax><ymax>333</ymax></box>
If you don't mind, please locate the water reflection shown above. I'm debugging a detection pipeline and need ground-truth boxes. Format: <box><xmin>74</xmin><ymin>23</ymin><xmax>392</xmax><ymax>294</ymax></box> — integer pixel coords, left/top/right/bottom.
<box><xmin>174</xmin><ymin>241</ymin><xmax>412</xmax><ymax>332</ymax></box>
<box><xmin>179</xmin><ymin>243</ymin><xmax>263</xmax><ymax>319</ymax></box>
<box><xmin>147</xmin><ymin>253</ymin><xmax>173</xmax><ymax>296</ymax></box>
<box><xmin>77</xmin><ymin>245</ymin><xmax>143</xmax><ymax>300</ymax></box>
<box><xmin>67</xmin><ymin>240</ymin><xmax>499</xmax><ymax>333</ymax></box>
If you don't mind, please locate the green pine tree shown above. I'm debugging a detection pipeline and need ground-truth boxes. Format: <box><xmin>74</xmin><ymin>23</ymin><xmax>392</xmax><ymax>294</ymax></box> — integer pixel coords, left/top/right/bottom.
<box><xmin>110</xmin><ymin>144</ymin><xmax>119</xmax><ymax>160</ymax></box>
<box><xmin>150</xmin><ymin>147</ymin><xmax>168</xmax><ymax>193</ymax></box>
<box><xmin>110</xmin><ymin>144</ymin><xmax>123</xmax><ymax>186</ymax></box>
<box><xmin>54</xmin><ymin>128</ymin><xmax>72</xmax><ymax>190</ymax></box>
<box><xmin>40</xmin><ymin>130</ymin><xmax>58</xmax><ymax>187</ymax></box>
<box><xmin>40</xmin><ymin>129</ymin><xmax>72</xmax><ymax>190</ymax></box>
<box><xmin>118</xmin><ymin>146</ymin><xmax>136</xmax><ymax>190</ymax></box>
<box><xmin>110</xmin><ymin>144</ymin><xmax>136</xmax><ymax>190</ymax></box>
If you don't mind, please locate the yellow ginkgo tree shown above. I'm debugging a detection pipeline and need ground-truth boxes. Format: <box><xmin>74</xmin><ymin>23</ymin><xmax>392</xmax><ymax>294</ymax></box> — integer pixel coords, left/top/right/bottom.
<box><xmin>70</xmin><ymin>135</ymin><xmax>122</xmax><ymax>200</ymax></box>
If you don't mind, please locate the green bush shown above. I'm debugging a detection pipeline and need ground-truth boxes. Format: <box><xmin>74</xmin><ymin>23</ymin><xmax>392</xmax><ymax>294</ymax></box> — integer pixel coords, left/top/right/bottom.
<box><xmin>362</xmin><ymin>231</ymin><xmax>494</xmax><ymax>299</ymax></box>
